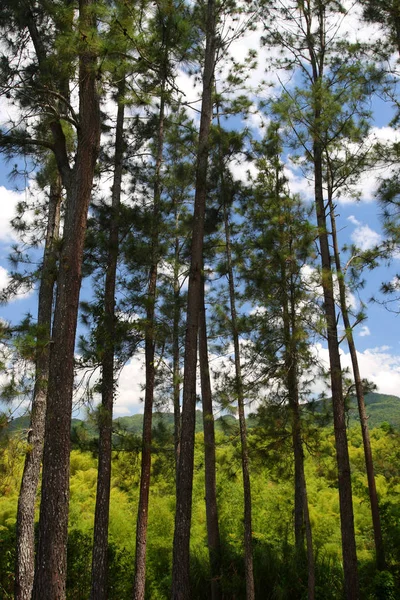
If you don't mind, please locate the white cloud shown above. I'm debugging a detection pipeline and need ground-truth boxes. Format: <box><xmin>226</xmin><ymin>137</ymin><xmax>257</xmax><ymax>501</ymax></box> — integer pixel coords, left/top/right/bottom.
<box><xmin>359</xmin><ymin>325</ymin><xmax>371</xmax><ymax>337</ymax></box>
<box><xmin>336</xmin><ymin>127</ymin><xmax>400</xmax><ymax>205</ymax></box>
<box><xmin>0</xmin><ymin>186</ymin><xmax>26</xmax><ymax>242</ymax></box>
<box><xmin>229</xmin><ymin>156</ymin><xmax>257</xmax><ymax>183</ymax></box>
<box><xmin>114</xmin><ymin>351</ymin><xmax>146</xmax><ymax>415</ymax></box>
<box><xmin>284</xmin><ymin>162</ymin><xmax>314</xmax><ymax>201</ymax></box>
<box><xmin>347</xmin><ymin>215</ymin><xmax>360</xmax><ymax>226</ymax></box>
<box><xmin>0</xmin><ymin>95</ymin><xmax>21</xmax><ymax>126</ymax></box>
<box><xmin>0</xmin><ymin>265</ymin><xmax>8</xmax><ymax>289</ymax></box>
<box><xmin>310</xmin><ymin>343</ymin><xmax>400</xmax><ymax>398</ymax></box>
<box><xmin>351</xmin><ymin>224</ymin><xmax>382</xmax><ymax>251</ymax></box>
<box><xmin>0</xmin><ymin>264</ymin><xmax>34</xmax><ymax>302</ymax></box>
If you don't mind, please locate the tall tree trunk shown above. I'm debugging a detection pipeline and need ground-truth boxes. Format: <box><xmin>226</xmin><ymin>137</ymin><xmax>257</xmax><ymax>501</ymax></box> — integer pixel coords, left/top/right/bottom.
<box><xmin>285</xmin><ymin>286</ymin><xmax>315</xmax><ymax>600</ymax></box>
<box><xmin>313</xmin><ymin>141</ymin><xmax>359</xmax><ymax>599</ymax></box>
<box><xmin>303</xmin><ymin>477</ymin><xmax>315</xmax><ymax>600</ymax></box>
<box><xmin>133</xmin><ymin>83</ymin><xmax>166</xmax><ymax>600</ymax></box>
<box><xmin>301</xmin><ymin>2</ymin><xmax>359</xmax><ymax>594</ymax></box>
<box><xmin>327</xmin><ymin>188</ymin><xmax>386</xmax><ymax>571</ymax></box>
<box><xmin>173</xmin><ymin>212</ymin><xmax>181</xmax><ymax>488</ymax></box>
<box><xmin>15</xmin><ymin>175</ymin><xmax>62</xmax><ymax>600</ymax></box>
<box><xmin>223</xmin><ymin>199</ymin><xmax>255</xmax><ymax>600</ymax></box>
<box><xmin>32</xmin><ymin>2</ymin><xmax>101</xmax><ymax>597</ymax></box>
<box><xmin>90</xmin><ymin>82</ymin><xmax>125</xmax><ymax>600</ymax></box>
<box><xmin>171</xmin><ymin>0</ymin><xmax>216</xmax><ymax>595</ymax></box>
<box><xmin>199</xmin><ymin>273</ymin><xmax>222</xmax><ymax>600</ymax></box>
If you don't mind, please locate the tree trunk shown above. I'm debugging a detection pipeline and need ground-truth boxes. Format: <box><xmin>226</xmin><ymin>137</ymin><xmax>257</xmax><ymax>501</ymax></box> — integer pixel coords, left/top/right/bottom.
<box><xmin>300</xmin><ymin>2</ymin><xmax>359</xmax><ymax>593</ymax></box>
<box><xmin>313</xmin><ymin>141</ymin><xmax>359</xmax><ymax>600</ymax></box>
<box><xmin>133</xmin><ymin>83</ymin><xmax>166</xmax><ymax>600</ymax></box>
<box><xmin>90</xmin><ymin>82</ymin><xmax>125</xmax><ymax>600</ymax></box>
<box><xmin>223</xmin><ymin>199</ymin><xmax>255</xmax><ymax>600</ymax></box>
<box><xmin>327</xmin><ymin>189</ymin><xmax>386</xmax><ymax>571</ymax></box>
<box><xmin>303</xmin><ymin>477</ymin><xmax>315</xmax><ymax>600</ymax></box>
<box><xmin>173</xmin><ymin>214</ymin><xmax>181</xmax><ymax>489</ymax></box>
<box><xmin>199</xmin><ymin>273</ymin><xmax>222</xmax><ymax>600</ymax></box>
<box><xmin>32</xmin><ymin>2</ymin><xmax>101</xmax><ymax>597</ymax></box>
<box><xmin>15</xmin><ymin>175</ymin><xmax>62</xmax><ymax>600</ymax></box>
<box><xmin>285</xmin><ymin>301</ymin><xmax>315</xmax><ymax>600</ymax></box>
<box><xmin>171</xmin><ymin>0</ymin><xmax>216</xmax><ymax>595</ymax></box>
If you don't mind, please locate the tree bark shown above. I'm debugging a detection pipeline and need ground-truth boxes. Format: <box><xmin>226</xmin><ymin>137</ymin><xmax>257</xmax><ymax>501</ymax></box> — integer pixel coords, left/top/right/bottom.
<box><xmin>173</xmin><ymin>213</ymin><xmax>181</xmax><ymax>488</ymax></box>
<box><xmin>223</xmin><ymin>199</ymin><xmax>255</xmax><ymax>600</ymax></box>
<box><xmin>314</xmin><ymin>141</ymin><xmax>359</xmax><ymax>599</ymax></box>
<box><xmin>133</xmin><ymin>80</ymin><xmax>166</xmax><ymax>600</ymax></box>
<box><xmin>32</xmin><ymin>2</ymin><xmax>101</xmax><ymax>597</ymax></box>
<box><xmin>90</xmin><ymin>81</ymin><xmax>125</xmax><ymax>600</ymax></box>
<box><xmin>284</xmin><ymin>282</ymin><xmax>315</xmax><ymax>600</ymax></box>
<box><xmin>327</xmin><ymin>189</ymin><xmax>386</xmax><ymax>571</ymax></box>
<box><xmin>199</xmin><ymin>273</ymin><xmax>222</xmax><ymax>600</ymax></box>
<box><xmin>171</xmin><ymin>0</ymin><xmax>216</xmax><ymax>595</ymax></box>
<box><xmin>299</xmin><ymin>2</ymin><xmax>359</xmax><ymax>595</ymax></box>
<box><xmin>15</xmin><ymin>175</ymin><xmax>62</xmax><ymax>600</ymax></box>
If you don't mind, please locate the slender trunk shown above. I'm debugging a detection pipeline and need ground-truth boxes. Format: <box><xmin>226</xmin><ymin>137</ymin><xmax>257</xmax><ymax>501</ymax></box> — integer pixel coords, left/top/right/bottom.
<box><xmin>290</xmin><ymin>378</ymin><xmax>306</xmax><ymax>553</ymax></box>
<box><xmin>278</xmin><ymin>199</ymin><xmax>305</xmax><ymax>556</ymax></box>
<box><xmin>276</xmin><ymin>164</ymin><xmax>315</xmax><ymax>599</ymax></box>
<box><xmin>290</xmin><ymin>393</ymin><xmax>315</xmax><ymax>600</ymax></box>
<box><xmin>90</xmin><ymin>82</ymin><xmax>125</xmax><ymax>600</ymax></box>
<box><xmin>303</xmin><ymin>476</ymin><xmax>315</xmax><ymax>600</ymax></box>
<box><xmin>171</xmin><ymin>1</ymin><xmax>216</xmax><ymax>595</ymax></box>
<box><xmin>314</xmin><ymin>142</ymin><xmax>359</xmax><ymax>599</ymax></box>
<box><xmin>286</xmin><ymin>299</ymin><xmax>315</xmax><ymax>600</ymax></box>
<box><xmin>327</xmin><ymin>190</ymin><xmax>386</xmax><ymax>571</ymax></box>
<box><xmin>199</xmin><ymin>273</ymin><xmax>222</xmax><ymax>600</ymax></box>
<box><xmin>301</xmin><ymin>2</ymin><xmax>359</xmax><ymax>593</ymax></box>
<box><xmin>15</xmin><ymin>176</ymin><xmax>62</xmax><ymax>600</ymax></box>
<box><xmin>133</xmin><ymin>83</ymin><xmax>166</xmax><ymax>600</ymax></box>
<box><xmin>32</xmin><ymin>2</ymin><xmax>101</xmax><ymax>597</ymax></box>
<box><xmin>173</xmin><ymin>213</ymin><xmax>181</xmax><ymax>488</ymax></box>
<box><xmin>223</xmin><ymin>200</ymin><xmax>255</xmax><ymax>600</ymax></box>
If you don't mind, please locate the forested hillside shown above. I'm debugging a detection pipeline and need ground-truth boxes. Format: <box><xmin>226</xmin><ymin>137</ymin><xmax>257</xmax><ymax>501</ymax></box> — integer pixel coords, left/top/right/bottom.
<box><xmin>0</xmin><ymin>0</ymin><xmax>400</xmax><ymax>599</ymax></box>
<box><xmin>1</xmin><ymin>411</ymin><xmax>400</xmax><ymax>599</ymax></box>
<box><xmin>4</xmin><ymin>392</ymin><xmax>400</xmax><ymax>440</ymax></box>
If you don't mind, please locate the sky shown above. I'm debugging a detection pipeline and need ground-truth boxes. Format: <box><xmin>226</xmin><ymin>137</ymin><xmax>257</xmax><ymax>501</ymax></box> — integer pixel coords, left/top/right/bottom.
<box><xmin>1</xmin><ymin>1</ymin><xmax>400</xmax><ymax>417</ymax></box>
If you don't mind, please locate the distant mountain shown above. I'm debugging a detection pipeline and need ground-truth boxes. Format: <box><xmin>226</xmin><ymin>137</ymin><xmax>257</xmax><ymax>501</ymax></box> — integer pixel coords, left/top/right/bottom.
<box><xmin>348</xmin><ymin>393</ymin><xmax>400</xmax><ymax>429</ymax></box>
<box><xmin>308</xmin><ymin>392</ymin><xmax>400</xmax><ymax>429</ymax></box>
<box><xmin>112</xmin><ymin>411</ymin><xmax>239</xmax><ymax>436</ymax></box>
<box><xmin>1</xmin><ymin>415</ymin><xmax>83</xmax><ymax>439</ymax></box>
<box><xmin>2</xmin><ymin>392</ymin><xmax>399</xmax><ymax>442</ymax></box>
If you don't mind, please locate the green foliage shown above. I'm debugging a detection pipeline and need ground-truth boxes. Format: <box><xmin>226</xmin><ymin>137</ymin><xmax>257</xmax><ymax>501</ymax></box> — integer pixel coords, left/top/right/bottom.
<box><xmin>1</xmin><ymin>416</ymin><xmax>400</xmax><ymax>597</ymax></box>
<box><xmin>0</xmin><ymin>525</ymin><xmax>16</xmax><ymax>599</ymax></box>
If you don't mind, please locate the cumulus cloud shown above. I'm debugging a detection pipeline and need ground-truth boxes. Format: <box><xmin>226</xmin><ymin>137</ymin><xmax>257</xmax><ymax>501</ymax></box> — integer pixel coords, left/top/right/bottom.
<box><xmin>284</xmin><ymin>165</ymin><xmax>314</xmax><ymax>200</ymax></box>
<box><xmin>310</xmin><ymin>343</ymin><xmax>400</xmax><ymax>398</ymax></box>
<box><xmin>114</xmin><ymin>351</ymin><xmax>146</xmax><ymax>415</ymax></box>
<box><xmin>359</xmin><ymin>325</ymin><xmax>371</xmax><ymax>337</ymax></box>
<box><xmin>351</xmin><ymin>224</ymin><xmax>382</xmax><ymax>251</ymax></box>
<box><xmin>0</xmin><ymin>95</ymin><xmax>21</xmax><ymax>126</ymax></box>
<box><xmin>0</xmin><ymin>264</ymin><xmax>34</xmax><ymax>302</ymax></box>
<box><xmin>347</xmin><ymin>215</ymin><xmax>360</xmax><ymax>226</ymax></box>
<box><xmin>0</xmin><ymin>265</ymin><xmax>8</xmax><ymax>289</ymax></box>
<box><xmin>0</xmin><ymin>186</ymin><xmax>26</xmax><ymax>242</ymax></box>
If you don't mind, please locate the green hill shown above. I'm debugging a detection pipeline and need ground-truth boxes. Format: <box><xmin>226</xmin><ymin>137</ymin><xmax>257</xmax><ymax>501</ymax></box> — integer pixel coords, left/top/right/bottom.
<box><xmin>2</xmin><ymin>392</ymin><xmax>399</xmax><ymax>442</ymax></box>
<box><xmin>312</xmin><ymin>392</ymin><xmax>400</xmax><ymax>429</ymax></box>
<box><xmin>348</xmin><ymin>392</ymin><xmax>400</xmax><ymax>429</ymax></box>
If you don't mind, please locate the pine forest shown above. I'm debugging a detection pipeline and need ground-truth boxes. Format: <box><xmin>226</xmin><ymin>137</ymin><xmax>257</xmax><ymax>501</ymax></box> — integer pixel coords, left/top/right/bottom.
<box><xmin>0</xmin><ymin>1</ymin><xmax>400</xmax><ymax>599</ymax></box>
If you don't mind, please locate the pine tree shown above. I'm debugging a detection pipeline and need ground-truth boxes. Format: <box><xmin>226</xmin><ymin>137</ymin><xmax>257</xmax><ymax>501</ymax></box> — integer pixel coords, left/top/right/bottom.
<box><xmin>90</xmin><ymin>79</ymin><xmax>126</xmax><ymax>600</ymax></box>
<box><xmin>259</xmin><ymin>1</ymin><xmax>381</xmax><ymax>595</ymax></box>
<box><xmin>171</xmin><ymin>0</ymin><xmax>217</xmax><ymax>595</ymax></box>
<box><xmin>15</xmin><ymin>169</ymin><xmax>62</xmax><ymax>600</ymax></box>
<box><xmin>0</xmin><ymin>2</ymin><xmax>100</xmax><ymax>597</ymax></box>
<box><xmin>242</xmin><ymin>124</ymin><xmax>317</xmax><ymax>598</ymax></box>
<box><xmin>199</xmin><ymin>271</ymin><xmax>222</xmax><ymax>600</ymax></box>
